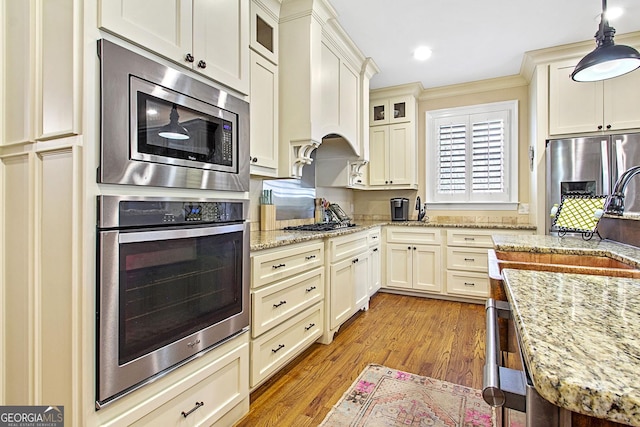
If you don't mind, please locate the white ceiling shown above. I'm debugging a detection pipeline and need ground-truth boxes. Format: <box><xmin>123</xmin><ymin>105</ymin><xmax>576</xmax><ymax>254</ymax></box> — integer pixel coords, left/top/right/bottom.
<box><xmin>329</xmin><ymin>0</ymin><xmax>640</xmax><ymax>90</ymax></box>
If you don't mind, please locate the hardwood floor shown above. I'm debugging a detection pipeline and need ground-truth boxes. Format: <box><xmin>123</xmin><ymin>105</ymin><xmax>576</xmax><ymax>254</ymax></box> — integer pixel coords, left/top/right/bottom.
<box><xmin>234</xmin><ymin>292</ymin><xmax>487</xmax><ymax>426</ymax></box>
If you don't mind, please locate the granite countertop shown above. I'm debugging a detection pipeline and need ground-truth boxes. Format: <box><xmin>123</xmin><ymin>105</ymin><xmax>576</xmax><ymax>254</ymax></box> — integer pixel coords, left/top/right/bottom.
<box><xmin>492</xmin><ymin>234</ymin><xmax>640</xmax><ymax>268</ymax></box>
<box><xmin>251</xmin><ymin>221</ymin><xmax>536</xmax><ymax>251</ymax></box>
<box><xmin>494</xmin><ymin>234</ymin><xmax>640</xmax><ymax>424</ymax></box>
<box><xmin>502</xmin><ymin>269</ymin><xmax>640</xmax><ymax>425</ymax></box>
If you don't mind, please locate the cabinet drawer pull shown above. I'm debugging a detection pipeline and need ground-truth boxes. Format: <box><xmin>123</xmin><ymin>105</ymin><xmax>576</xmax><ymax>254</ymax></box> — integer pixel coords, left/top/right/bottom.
<box><xmin>197</xmin><ymin>59</ymin><xmax>207</xmax><ymax>69</ymax></box>
<box><xmin>305</xmin><ymin>323</ymin><xmax>316</xmax><ymax>331</ymax></box>
<box><xmin>305</xmin><ymin>255</ymin><xmax>316</xmax><ymax>260</ymax></box>
<box><xmin>271</xmin><ymin>344</ymin><xmax>285</xmax><ymax>353</ymax></box>
<box><xmin>372</xmin><ymin>235</ymin><xmax>378</xmax><ymax>239</ymax></box>
<box><xmin>464</xmin><ymin>282</ymin><xmax>476</xmax><ymax>287</ymax></box>
<box><xmin>464</xmin><ymin>258</ymin><xmax>475</xmax><ymax>262</ymax></box>
<box><xmin>464</xmin><ymin>237</ymin><xmax>475</xmax><ymax>241</ymax></box>
<box><xmin>305</xmin><ymin>286</ymin><xmax>316</xmax><ymax>293</ymax></box>
<box><xmin>185</xmin><ymin>53</ymin><xmax>195</xmax><ymax>63</ymax></box>
<box><xmin>373</xmin><ymin>248</ymin><xmax>379</xmax><ymax>252</ymax></box>
<box><xmin>181</xmin><ymin>401</ymin><xmax>204</xmax><ymax>418</ymax></box>
<box><xmin>272</xmin><ymin>263</ymin><xmax>286</xmax><ymax>269</ymax></box>
<box><xmin>273</xmin><ymin>300</ymin><xmax>287</xmax><ymax>308</ymax></box>
<box><xmin>352</xmin><ymin>258</ymin><xmax>359</xmax><ymax>263</ymax></box>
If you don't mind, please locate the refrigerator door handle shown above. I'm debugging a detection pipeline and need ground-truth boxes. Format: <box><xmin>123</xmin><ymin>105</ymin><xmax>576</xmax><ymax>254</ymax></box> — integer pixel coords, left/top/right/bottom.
<box><xmin>614</xmin><ymin>137</ymin><xmax>624</xmax><ymax>182</ymax></box>
<box><xmin>601</xmin><ymin>139</ymin><xmax>611</xmax><ymax>193</ymax></box>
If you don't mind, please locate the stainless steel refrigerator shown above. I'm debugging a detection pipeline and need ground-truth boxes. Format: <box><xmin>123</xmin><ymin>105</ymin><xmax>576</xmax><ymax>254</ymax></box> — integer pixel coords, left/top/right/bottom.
<box><xmin>546</xmin><ymin>134</ymin><xmax>640</xmax><ymax>234</ymax></box>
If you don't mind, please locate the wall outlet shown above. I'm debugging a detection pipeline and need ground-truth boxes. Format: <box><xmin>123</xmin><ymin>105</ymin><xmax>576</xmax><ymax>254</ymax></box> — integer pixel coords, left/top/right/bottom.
<box><xmin>518</xmin><ymin>203</ymin><xmax>530</xmax><ymax>214</ymax></box>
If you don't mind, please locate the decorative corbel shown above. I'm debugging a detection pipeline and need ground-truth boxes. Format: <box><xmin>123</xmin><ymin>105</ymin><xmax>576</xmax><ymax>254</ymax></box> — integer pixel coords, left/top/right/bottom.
<box><xmin>290</xmin><ymin>139</ymin><xmax>321</xmax><ymax>178</ymax></box>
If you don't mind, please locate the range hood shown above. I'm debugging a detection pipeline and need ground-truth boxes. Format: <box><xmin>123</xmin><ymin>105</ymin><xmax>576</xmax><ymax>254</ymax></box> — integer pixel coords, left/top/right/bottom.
<box><xmin>279</xmin><ymin>0</ymin><xmax>378</xmax><ymax>178</ymax></box>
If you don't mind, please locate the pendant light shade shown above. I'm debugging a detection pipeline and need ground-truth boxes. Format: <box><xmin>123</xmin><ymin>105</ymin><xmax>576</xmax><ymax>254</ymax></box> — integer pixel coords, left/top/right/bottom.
<box><xmin>158</xmin><ymin>104</ymin><xmax>190</xmax><ymax>140</ymax></box>
<box><xmin>571</xmin><ymin>0</ymin><xmax>640</xmax><ymax>82</ymax></box>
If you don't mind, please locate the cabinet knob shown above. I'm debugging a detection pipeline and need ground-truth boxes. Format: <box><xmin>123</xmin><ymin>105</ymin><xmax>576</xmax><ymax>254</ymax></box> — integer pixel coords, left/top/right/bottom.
<box><xmin>385</xmin><ymin>181</ymin><xmax>389</xmax><ymax>184</ymax></box>
<box><xmin>408</xmin><ymin>246</ymin><xmax>411</xmax><ymax>250</ymax></box>
<box><xmin>197</xmin><ymin>60</ymin><xmax>207</xmax><ymax>69</ymax></box>
<box><xmin>252</xmin><ymin>157</ymin><xmax>258</xmax><ymax>163</ymax></box>
<box><xmin>598</xmin><ymin>125</ymin><xmax>603</xmax><ymax>130</ymax></box>
<box><xmin>185</xmin><ymin>53</ymin><xmax>194</xmax><ymax>63</ymax></box>
<box><xmin>413</xmin><ymin>247</ymin><xmax>416</xmax><ymax>250</ymax></box>
<box><xmin>606</xmin><ymin>124</ymin><xmax>612</xmax><ymax>129</ymax></box>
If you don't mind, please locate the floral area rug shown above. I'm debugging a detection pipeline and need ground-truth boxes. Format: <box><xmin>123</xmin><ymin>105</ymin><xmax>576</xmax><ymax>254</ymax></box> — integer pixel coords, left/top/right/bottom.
<box><xmin>319</xmin><ymin>364</ymin><xmax>525</xmax><ymax>427</ymax></box>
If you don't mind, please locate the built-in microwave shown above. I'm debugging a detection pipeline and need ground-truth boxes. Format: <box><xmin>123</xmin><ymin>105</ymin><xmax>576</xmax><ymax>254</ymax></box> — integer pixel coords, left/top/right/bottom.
<box><xmin>98</xmin><ymin>39</ymin><xmax>249</xmax><ymax>192</ymax></box>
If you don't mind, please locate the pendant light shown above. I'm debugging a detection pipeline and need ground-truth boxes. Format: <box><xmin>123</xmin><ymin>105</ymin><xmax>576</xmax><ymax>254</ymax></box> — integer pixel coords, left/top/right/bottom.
<box><xmin>571</xmin><ymin>0</ymin><xmax>640</xmax><ymax>82</ymax></box>
<box><xmin>158</xmin><ymin>104</ymin><xmax>190</xmax><ymax>140</ymax></box>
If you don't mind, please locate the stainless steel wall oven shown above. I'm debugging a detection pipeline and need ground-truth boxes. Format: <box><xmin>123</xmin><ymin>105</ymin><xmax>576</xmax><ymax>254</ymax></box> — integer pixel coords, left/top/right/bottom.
<box><xmin>98</xmin><ymin>39</ymin><xmax>249</xmax><ymax>192</ymax></box>
<box><xmin>96</xmin><ymin>196</ymin><xmax>249</xmax><ymax>408</ymax></box>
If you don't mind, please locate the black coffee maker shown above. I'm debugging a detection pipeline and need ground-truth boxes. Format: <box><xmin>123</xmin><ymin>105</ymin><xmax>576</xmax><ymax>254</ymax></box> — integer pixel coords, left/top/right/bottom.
<box><xmin>390</xmin><ymin>198</ymin><xmax>409</xmax><ymax>221</ymax></box>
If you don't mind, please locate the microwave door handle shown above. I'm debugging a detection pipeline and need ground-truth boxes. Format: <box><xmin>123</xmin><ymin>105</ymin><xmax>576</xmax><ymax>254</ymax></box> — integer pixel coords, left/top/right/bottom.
<box><xmin>118</xmin><ymin>223</ymin><xmax>244</xmax><ymax>244</ymax></box>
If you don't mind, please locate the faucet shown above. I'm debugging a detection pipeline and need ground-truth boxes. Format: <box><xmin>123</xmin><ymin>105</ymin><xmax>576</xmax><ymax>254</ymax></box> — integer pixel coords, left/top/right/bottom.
<box><xmin>604</xmin><ymin>165</ymin><xmax>640</xmax><ymax>215</ymax></box>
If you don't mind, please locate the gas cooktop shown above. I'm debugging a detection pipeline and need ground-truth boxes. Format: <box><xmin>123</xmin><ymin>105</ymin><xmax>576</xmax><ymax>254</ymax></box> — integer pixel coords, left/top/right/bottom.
<box><xmin>283</xmin><ymin>222</ymin><xmax>356</xmax><ymax>232</ymax></box>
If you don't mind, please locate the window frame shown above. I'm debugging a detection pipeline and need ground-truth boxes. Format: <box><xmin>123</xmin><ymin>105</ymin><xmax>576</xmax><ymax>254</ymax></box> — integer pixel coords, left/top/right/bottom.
<box><xmin>426</xmin><ymin>100</ymin><xmax>519</xmax><ymax>210</ymax></box>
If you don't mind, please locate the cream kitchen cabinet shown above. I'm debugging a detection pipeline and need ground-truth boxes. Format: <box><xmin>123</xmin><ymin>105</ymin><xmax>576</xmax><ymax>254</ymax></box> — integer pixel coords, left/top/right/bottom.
<box><xmin>549</xmin><ymin>58</ymin><xmax>640</xmax><ymax>135</ymax></box>
<box><xmin>321</xmin><ymin>231</ymin><xmax>370</xmax><ymax>344</ymax></box>
<box><xmin>444</xmin><ymin>228</ymin><xmax>535</xmax><ymax>300</ymax></box>
<box><xmin>99</xmin><ymin>0</ymin><xmax>250</xmax><ymax>94</ymax></box>
<box><xmin>250</xmin><ymin>0</ymin><xmax>279</xmax><ymax>65</ymax></box>
<box><xmin>368</xmin><ymin>123</ymin><xmax>416</xmax><ymax>187</ymax></box>
<box><xmin>369</xmin><ymin>95</ymin><xmax>415</xmax><ymax>126</ymax></box>
<box><xmin>95</xmin><ymin>334</ymin><xmax>249</xmax><ymax>427</ymax></box>
<box><xmin>3</xmin><ymin>0</ymin><xmax>80</xmax><ymax>145</ymax></box>
<box><xmin>249</xmin><ymin>0</ymin><xmax>279</xmax><ymax>176</ymax></box>
<box><xmin>384</xmin><ymin>227</ymin><xmax>443</xmax><ymax>294</ymax></box>
<box><xmin>249</xmin><ymin>51</ymin><xmax>279</xmax><ymax>176</ymax></box>
<box><xmin>367</xmin><ymin>88</ymin><xmax>418</xmax><ymax>189</ymax></box>
<box><xmin>368</xmin><ymin>227</ymin><xmax>382</xmax><ymax>296</ymax></box>
<box><xmin>249</xmin><ymin>241</ymin><xmax>324</xmax><ymax>388</ymax></box>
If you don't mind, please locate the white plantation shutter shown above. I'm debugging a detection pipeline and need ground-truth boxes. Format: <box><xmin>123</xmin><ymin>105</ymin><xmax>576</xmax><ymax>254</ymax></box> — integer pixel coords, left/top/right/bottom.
<box><xmin>428</xmin><ymin>102</ymin><xmax>516</xmax><ymax>205</ymax></box>
<box><xmin>471</xmin><ymin>115</ymin><xmax>505</xmax><ymax>194</ymax></box>
<box><xmin>437</xmin><ymin>122</ymin><xmax>466</xmax><ymax>194</ymax></box>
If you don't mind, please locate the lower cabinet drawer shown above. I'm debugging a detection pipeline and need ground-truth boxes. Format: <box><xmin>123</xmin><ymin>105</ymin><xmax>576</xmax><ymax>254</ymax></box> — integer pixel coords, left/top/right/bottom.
<box><xmin>130</xmin><ymin>341</ymin><xmax>249</xmax><ymax>427</ymax></box>
<box><xmin>250</xmin><ymin>303</ymin><xmax>323</xmax><ymax>388</ymax></box>
<box><xmin>446</xmin><ymin>271</ymin><xmax>489</xmax><ymax>299</ymax></box>
<box><xmin>251</xmin><ymin>267</ymin><xmax>324</xmax><ymax>338</ymax></box>
<box><xmin>446</xmin><ymin>247</ymin><xmax>489</xmax><ymax>273</ymax></box>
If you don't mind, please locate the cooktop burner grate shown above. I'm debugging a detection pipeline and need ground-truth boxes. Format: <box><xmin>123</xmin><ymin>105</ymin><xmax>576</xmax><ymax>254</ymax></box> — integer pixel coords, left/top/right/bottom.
<box><xmin>283</xmin><ymin>222</ymin><xmax>356</xmax><ymax>232</ymax></box>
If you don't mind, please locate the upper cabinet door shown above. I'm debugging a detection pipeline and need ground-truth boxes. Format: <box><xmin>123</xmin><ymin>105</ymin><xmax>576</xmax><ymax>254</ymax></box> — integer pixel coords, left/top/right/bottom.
<box><xmin>603</xmin><ymin>70</ymin><xmax>640</xmax><ymax>131</ymax></box>
<box><xmin>250</xmin><ymin>0</ymin><xmax>279</xmax><ymax>64</ymax></box>
<box><xmin>99</xmin><ymin>0</ymin><xmax>193</xmax><ymax>64</ymax></box>
<box><xmin>99</xmin><ymin>0</ymin><xmax>250</xmax><ymax>94</ymax></box>
<box><xmin>549</xmin><ymin>58</ymin><xmax>640</xmax><ymax>135</ymax></box>
<box><xmin>193</xmin><ymin>0</ymin><xmax>250</xmax><ymax>94</ymax></box>
<box><xmin>549</xmin><ymin>60</ymin><xmax>603</xmax><ymax>135</ymax></box>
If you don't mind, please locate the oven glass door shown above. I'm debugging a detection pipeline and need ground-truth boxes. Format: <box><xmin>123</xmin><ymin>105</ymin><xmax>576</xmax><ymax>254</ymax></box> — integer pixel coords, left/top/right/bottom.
<box><xmin>97</xmin><ymin>222</ymin><xmax>248</xmax><ymax>405</ymax></box>
<box><xmin>117</xmin><ymin>224</ymin><xmax>243</xmax><ymax>364</ymax></box>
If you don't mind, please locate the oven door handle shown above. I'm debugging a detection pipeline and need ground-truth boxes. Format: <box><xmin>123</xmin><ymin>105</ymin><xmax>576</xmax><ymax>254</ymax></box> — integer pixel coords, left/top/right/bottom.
<box><xmin>118</xmin><ymin>223</ymin><xmax>245</xmax><ymax>244</ymax></box>
<box><xmin>482</xmin><ymin>298</ymin><xmax>527</xmax><ymax>412</ymax></box>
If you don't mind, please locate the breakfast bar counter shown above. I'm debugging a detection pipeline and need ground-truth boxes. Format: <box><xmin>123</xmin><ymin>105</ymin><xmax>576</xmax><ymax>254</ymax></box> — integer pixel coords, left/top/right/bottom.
<box><xmin>501</xmin><ymin>268</ymin><xmax>640</xmax><ymax>426</ymax></box>
<box><xmin>493</xmin><ymin>234</ymin><xmax>640</xmax><ymax>425</ymax></box>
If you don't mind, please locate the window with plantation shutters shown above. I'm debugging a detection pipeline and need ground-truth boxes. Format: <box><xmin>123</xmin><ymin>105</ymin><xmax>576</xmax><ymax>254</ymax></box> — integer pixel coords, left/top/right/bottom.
<box><xmin>427</xmin><ymin>101</ymin><xmax>518</xmax><ymax>207</ymax></box>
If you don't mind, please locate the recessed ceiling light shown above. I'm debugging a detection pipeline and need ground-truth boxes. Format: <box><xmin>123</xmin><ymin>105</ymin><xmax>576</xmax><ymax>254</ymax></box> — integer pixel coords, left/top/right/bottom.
<box><xmin>414</xmin><ymin>46</ymin><xmax>432</xmax><ymax>61</ymax></box>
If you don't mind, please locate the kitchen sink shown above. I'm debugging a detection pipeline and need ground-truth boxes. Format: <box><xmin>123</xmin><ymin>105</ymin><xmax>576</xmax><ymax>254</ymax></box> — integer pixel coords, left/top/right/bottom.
<box><xmin>488</xmin><ymin>249</ymin><xmax>640</xmax><ymax>301</ymax></box>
